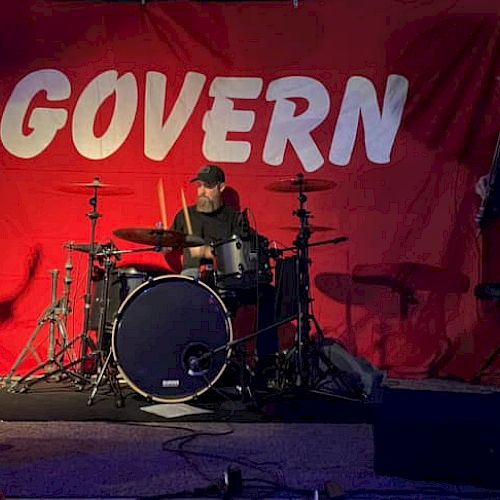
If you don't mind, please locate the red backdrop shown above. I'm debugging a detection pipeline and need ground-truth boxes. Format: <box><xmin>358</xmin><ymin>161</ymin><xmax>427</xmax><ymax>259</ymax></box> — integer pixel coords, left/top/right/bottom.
<box><xmin>1</xmin><ymin>0</ymin><xmax>499</xmax><ymax>382</ymax></box>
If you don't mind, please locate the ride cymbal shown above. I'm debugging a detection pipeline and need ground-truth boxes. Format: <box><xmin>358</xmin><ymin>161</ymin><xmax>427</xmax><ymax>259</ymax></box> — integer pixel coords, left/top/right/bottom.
<box><xmin>58</xmin><ymin>179</ymin><xmax>134</xmax><ymax>196</ymax></box>
<box><xmin>113</xmin><ymin>227</ymin><xmax>204</xmax><ymax>248</ymax></box>
<box><xmin>265</xmin><ymin>177</ymin><xmax>336</xmax><ymax>193</ymax></box>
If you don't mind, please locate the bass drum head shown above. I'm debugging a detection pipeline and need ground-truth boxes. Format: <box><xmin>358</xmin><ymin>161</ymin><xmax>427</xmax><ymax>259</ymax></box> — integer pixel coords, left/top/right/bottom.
<box><xmin>112</xmin><ymin>274</ymin><xmax>232</xmax><ymax>403</ymax></box>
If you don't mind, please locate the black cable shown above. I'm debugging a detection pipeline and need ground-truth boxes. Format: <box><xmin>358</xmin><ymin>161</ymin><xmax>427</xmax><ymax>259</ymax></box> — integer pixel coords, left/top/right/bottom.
<box><xmin>116</xmin><ymin>421</ymin><xmax>203</xmax><ymax>432</ymax></box>
<box><xmin>161</xmin><ymin>426</ymin><xmax>235</xmax><ymax>485</ymax></box>
<box><xmin>161</xmin><ymin>427</ymin><xmax>234</xmax><ymax>449</ymax></box>
<box><xmin>160</xmin><ymin>429</ymin><xmax>295</xmax><ymax>496</ymax></box>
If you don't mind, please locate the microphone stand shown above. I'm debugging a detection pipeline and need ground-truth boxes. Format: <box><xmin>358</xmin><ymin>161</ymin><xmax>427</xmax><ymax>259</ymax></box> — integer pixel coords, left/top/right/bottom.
<box><xmin>185</xmin><ymin>314</ymin><xmax>299</xmax><ymax>376</ymax></box>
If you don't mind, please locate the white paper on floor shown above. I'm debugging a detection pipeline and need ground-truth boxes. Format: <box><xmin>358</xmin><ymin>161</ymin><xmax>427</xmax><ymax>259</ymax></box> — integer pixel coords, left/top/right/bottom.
<box><xmin>140</xmin><ymin>403</ymin><xmax>213</xmax><ymax>419</ymax></box>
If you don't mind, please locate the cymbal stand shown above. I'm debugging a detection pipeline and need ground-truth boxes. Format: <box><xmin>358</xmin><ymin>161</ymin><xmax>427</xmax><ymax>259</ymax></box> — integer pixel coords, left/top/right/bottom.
<box><xmin>5</xmin><ymin>249</ymin><xmax>89</xmax><ymax>392</ymax></box>
<box><xmin>292</xmin><ymin>173</ymin><xmax>316</xmax><ymax>386</ymax></box>
<box><xmin>78</xmin><ymin>178</ymin><xmax>103</xmax><ymax>375</ymax></box>
<box><xmin>287</xmin><ymin>174</ymin><xmax>350</xmax><ymax>391</ymax></box>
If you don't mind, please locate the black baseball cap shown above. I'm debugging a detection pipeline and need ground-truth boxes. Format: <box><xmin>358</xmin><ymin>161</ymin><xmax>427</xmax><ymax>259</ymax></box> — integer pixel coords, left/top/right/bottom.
<box><xmin>190</xmin><ymin>165</ymin><xmax>225</xmax><ymax>186</ymax></box>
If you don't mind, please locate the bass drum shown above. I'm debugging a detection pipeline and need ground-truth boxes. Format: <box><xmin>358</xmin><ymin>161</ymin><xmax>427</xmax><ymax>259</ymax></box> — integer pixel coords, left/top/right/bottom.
<box><xmin>112</xmin><ymin>274</ymin><xmax>233</xmax><ymax>403</ymax></box>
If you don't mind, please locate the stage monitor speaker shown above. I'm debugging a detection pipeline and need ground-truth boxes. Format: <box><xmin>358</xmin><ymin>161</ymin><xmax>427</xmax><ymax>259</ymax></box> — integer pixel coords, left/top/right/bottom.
<box><xmin>315</xmin><ymin>340</ymin><xmax>385</xmax><ymax>402</ymax></box>
<box><xmin>373</xmin><ymin>381</ymin><xmax>500</xmax><ymax>488</ymax></box>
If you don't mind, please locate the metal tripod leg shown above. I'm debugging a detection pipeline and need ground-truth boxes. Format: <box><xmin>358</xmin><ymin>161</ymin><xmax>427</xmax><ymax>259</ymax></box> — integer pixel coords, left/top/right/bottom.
<box><xmin>4</xmin><ymin>265</ymin><xmax>82</xmax><ymax>391</ymax></box>
<box><xmin>233</xmin><ymin>344</ymin><xmax>257</xmax><ymax>404</ymax></box>
<box><xmin>4</xmin><ymin>308</ymin><xmax>52</xmax><ymax>387</ymax></box>
<box><xmin>87</xmin><ymin>350</ymin><xmax>124</xmax><ymax>407</ymax></box>
<box><xmin>9</xmin><ymin>329</ymin><xmax>91</xmax><ymax>393</ymax></box>
<box><xmin>5</xmin><ymin>306</ymin><xmax>75</xmax><ymax>391</ymax></box>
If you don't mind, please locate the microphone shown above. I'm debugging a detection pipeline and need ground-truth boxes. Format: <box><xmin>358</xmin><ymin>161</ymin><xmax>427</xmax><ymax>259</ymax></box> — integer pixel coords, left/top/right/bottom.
<box><xmin>183</xmin><ymin>343</ymin><xmax>211</xmax><ymax>377</ymax></box>
<box><xmin>187</xmin><ymin>356</ymin><xmax>208</xmax><ymax>377</ymax></box>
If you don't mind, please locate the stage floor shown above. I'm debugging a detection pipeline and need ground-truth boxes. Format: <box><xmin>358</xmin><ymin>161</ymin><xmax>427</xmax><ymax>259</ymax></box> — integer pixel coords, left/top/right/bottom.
<box><xmin>1</xmin><ymin>377</ymin><xmax>500</xmax><ymax>498</ymax></box>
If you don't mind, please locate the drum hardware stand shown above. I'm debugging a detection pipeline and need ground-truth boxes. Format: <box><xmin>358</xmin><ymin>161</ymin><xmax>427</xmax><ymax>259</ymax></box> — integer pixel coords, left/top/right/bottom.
<box><xmin>87</xmin><ymin>348</ymin><xmax>124</xmax><ymax>407</ymax></box>
<box><xmin>78</xmin><ymin>177</ymin><xmax>105</xmax><ymax>376</ymax></box>
<box><xmin>233</xmin><ymin>344</ymin><xmax>255</xmax><ymax>403</ymax></box>
<box><xmin>267</xmin><ymin>174</ymin><xmax>343</xmax><ymax>389</ymax></box>
<box><xmin>85</xmin><ymin>245</ymin><xmax>158</xmax><ymax>407</ymax></box>
<box><xmin>272</xmin><ymin>174</ymin><xmax>354</xmax><ymax>397</ymax></box>
<box><xmin>86</xmin><ymin>244</ymin><xmax>125</xmax><ymax>407</ymax></box>
<box><xmin>5</xmin><ymin>249</ymin><xmax>90</xmax><ymax>392</ymax></box>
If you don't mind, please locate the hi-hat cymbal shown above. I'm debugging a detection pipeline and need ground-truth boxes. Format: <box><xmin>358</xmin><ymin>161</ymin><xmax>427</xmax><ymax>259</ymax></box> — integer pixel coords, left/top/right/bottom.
<box><xmin>113</xmin><ymin>227</ymin><xmax>204</xmax><ymax>248</ymax></box>
<box><xmin>265</xmin><ymin>177</ymin><xmax>336</xmax><ymax>193</ymax></box>
<box><xmin>58</xmin><ymin>179</ymin><xmax>134</xmax><ymax>196</ymax></box>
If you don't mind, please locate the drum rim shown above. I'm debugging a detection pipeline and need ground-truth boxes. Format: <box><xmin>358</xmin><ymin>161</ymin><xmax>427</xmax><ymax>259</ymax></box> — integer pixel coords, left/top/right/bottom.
<box><xmin>111</xmin><ymin>273</ymin><xmax>233</xmax><ymax>404</ymax></box>
<box><xmin>211</xmin><ymin>234</ymin><xmax>241</xmax><ymax>248</ymax></box>
<box><xmin>113</xmin><ymin>265</ymin><xmax>168</xmax><ymax>277</ymax></box>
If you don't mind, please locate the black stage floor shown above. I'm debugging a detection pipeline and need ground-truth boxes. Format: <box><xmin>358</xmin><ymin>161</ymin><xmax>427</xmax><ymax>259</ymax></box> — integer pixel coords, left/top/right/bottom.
<box><xmin>1</xmin><ymin>376</ymin><xmax>499</xmax><ymax>425</ymax></box>
<box><xmin>0</xmin><ymin>377</ymin><xmax>374</xmax><ymax>423</ymax></box>
<box><xmin>2</xmin><ymin>377</ymin><xmax>500</xmax><ymax>495</ymax></box>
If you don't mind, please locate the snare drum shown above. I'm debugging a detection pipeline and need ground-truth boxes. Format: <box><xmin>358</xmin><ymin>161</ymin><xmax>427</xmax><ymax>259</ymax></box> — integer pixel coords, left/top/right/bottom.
<box><xmin>112</xmin><ymin>274</ymin><xmax>232</xmax><ymax>403</ymax></box>
<box><xmin>212</xmin><ymin>235</ymin><xmax>272</xmax><ymax>289</ymax></box>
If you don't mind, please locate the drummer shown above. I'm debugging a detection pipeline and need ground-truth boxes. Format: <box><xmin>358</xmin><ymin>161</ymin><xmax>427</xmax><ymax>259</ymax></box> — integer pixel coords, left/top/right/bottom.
<box><xmin>168</xmin><ymin>164</ymin><xmax>240</xmax><ymax>279</ymax></box>
<box><xmin>166</xmin><ymin>164</ymin><xmax>279</xmax><ymax>384</ymax></box>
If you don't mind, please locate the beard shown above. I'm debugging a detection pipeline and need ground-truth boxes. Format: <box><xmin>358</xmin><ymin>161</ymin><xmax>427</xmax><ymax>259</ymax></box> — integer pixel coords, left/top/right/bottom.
<box><xmin>196</xmin><ymin>196</ymin><xmax>220</xmax><ymax>213</ymax></box>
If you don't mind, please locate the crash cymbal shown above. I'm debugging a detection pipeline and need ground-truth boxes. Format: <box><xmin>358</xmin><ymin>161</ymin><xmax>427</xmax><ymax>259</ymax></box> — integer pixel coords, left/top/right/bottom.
<box><xmin>279</xmin><ymin>225</ymin><xmax>336</xmax><ymax>232</ymax></box>
<box><xmin>113</xmin><ymin>227</ymin><xmax>204</xmax><ymax>248</ymax></box>
<box><xmin>265</xmin><ymin>177</ymin><xmax>336</xmax><ymax>193</ymax></box>
<box><xmin>58</xmin><ymin>179</ymin><xmax>134</xmax><ymax>196</ymax></box>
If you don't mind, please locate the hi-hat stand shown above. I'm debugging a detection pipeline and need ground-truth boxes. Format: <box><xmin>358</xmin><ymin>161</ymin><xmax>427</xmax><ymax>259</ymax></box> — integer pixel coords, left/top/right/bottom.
<box><xmin>6</xmin><ymin>178</ymin><xmax>118</xmax><ymax>393</ymax></box>
<box><xmin>5</xmin><ymin>249</ymin><xmax>89</xmax><ymax>392</ymax></box>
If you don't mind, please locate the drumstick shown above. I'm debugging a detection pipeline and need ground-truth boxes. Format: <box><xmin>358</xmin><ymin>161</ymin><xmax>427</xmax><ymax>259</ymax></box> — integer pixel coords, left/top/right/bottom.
<box><xmin>180</xmin><ymin>187</ymin><xmax>193</xmax><ymax>235</ymax></box>
<box><xmin>157</xmin><ymin>178</ymin><xmax>168</xmax><ymax>229</ymax></box>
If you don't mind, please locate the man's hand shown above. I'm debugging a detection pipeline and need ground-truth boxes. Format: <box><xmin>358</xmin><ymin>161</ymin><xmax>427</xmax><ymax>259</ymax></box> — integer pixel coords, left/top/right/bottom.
<box><xmin>189</xmin><ymin>245</ymin><xmax>213</xmax><ymax>260</ymax></box>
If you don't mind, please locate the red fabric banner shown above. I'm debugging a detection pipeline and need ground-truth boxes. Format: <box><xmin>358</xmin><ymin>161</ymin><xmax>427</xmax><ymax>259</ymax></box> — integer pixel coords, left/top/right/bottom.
<box><xmin>1</xmin><ymin>0</ymin><xmax>499</xmax><ymax>382</ymax></box>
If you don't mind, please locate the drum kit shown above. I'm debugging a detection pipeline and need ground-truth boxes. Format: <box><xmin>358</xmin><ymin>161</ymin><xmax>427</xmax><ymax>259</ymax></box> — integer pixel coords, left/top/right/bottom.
<box><xmin>6</xmin><ymin>174</ymin><xmax>354</xmax><ymax>407</ymax></box>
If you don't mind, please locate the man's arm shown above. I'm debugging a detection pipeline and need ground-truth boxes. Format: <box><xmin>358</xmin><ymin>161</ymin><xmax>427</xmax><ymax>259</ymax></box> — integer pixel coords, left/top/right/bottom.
<box><xmin>172</xmin><ymin>208</ymin><xmax>212</xmax><ymax>261</ymax></box>
<box><xmin>189</xmin><ymin>244</ymin><xmax>213</xmax><ymax>260</ymax></box>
